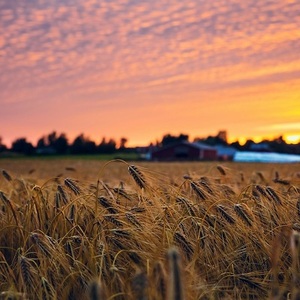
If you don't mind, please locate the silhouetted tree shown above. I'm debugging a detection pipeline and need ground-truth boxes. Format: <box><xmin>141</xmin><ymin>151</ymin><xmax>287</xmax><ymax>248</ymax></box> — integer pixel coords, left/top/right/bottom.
<box><xmin>230</xmin><ymin>141</ymin><xmax>242</xmax><ymax>150</ymax></box>
<box><xmin>98</xmin><ymin>138</ymin><xmax>116</xmax><ymax>154</ymax></box>
<box><xmin>53</xmin><ymin>133</ymin><xmax>69</xmax><ymax>154</ymax></box>
<box><xmin>268</xmin><ymin>135</ymin><xmax>290</xmax><ymax>153</ymax></box>
<box><xmin>161</xmin><ymin>134</ymin><xmax>173</xmax><ymax>146</ymax></box>
<box><xmin>107</xmin><ymin>139</ymin><xmax>117</xmax><ymax>153</ymax></box>
<box><xmin>178</xmin><ymin>134</ymin><xmax>189</xmax><ymax>142</ymax></box>
<box><xmin>70</xmin><ymin>134</ymin><xmax>97</xmax><ymax>154</ymax></box>
<box><xmin>71</xmin><ymin>134</ymin><xmax>86</xmax><ymax>154</ymax></box>
<box><xmin>37</xmin><ymin>136</ymin><xmax>46</xmax><ymax>149</ymax></box>
<box><xmin>161</xmin><ymin>133</ymin><xmax>189</xmax><ymax>147</ymax></box>
<box><xmin>36</xmin><ymin>132</ymin><xmax>69</xmax><ymax>154</ymax></box>
<box><xmin>0</xmin><ymin>136</ymin><xmax>7</xmax><ymax>153</ymax></box>
<box><xmin>119</xmin><ymin>137</ymin><xmax>128</xmax><ymax>150</ymax></box>
<box><xmin>85</xmin><ymin>140</ymin><xmax>97</xmax><ymax>154</ymax></box>
<box><xmin>243</xmin><ymin>139</ymin><xmax>255</xmax><ymax>151</ymax></box>
<box><xmin>11</xmin><ymin>138</ymin><xmax>34</xmax><ymax>155</ymax></box>
<box><xmin>195</xmin><ymin>134</ymin><xmax>227</xmax><ymax>146</ymax></box>
<box><xmin>47</xmin><ymin>131</ymin><xmax>57</xmax><ymax>146</ymax></box>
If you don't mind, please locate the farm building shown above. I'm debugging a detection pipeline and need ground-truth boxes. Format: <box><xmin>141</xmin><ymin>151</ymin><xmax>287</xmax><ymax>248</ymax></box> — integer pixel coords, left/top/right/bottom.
<box><xmin>214</xmin><ymin>145</ymin><xmax>237</xmax><ymax>161</ymax></box>
<box><xmin>150</xmin><ymin>141</ymin><xmax>217</xmax><ymax>161</ymax></box>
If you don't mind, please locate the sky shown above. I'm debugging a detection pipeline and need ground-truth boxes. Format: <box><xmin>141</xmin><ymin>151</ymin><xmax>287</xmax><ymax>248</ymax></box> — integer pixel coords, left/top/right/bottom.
<box><xmin>0</xmin><ymin>0</ymin><xmax>300</xmax><ymax>147</ymax></box>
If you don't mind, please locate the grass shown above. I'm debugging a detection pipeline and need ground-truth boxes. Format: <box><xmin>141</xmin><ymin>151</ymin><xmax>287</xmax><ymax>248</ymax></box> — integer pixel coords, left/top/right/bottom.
<box><xmin>0</xmin><ymin>159</ymin><xmax>299</xmax><ymax>299</ymax></box>
<box><xmin>0</xmin><ymin>152</ymin><xmax>140</xmax><ymax>161</ymax></box>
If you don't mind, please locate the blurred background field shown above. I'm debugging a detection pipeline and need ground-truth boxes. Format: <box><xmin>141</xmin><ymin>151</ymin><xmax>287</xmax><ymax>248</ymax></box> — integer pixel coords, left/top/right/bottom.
<box><xmin>0</xmin><ymin>158</ymin><xmax>299</xmax><ymax>184</ymax></box>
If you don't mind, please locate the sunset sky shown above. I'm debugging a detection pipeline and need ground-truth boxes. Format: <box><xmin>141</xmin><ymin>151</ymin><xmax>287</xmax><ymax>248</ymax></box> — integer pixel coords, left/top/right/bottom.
<box><xmin>0</xmin><ymin>0</ymin><xmax>300</xmax><ymax>147</ymax></box>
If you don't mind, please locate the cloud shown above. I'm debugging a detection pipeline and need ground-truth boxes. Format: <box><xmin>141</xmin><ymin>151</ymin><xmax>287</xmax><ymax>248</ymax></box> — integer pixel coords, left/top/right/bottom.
<box><xmin>0</xmin><ymin>0</ymin><xmax>300</xmax><ymax>144</ymax></box>
<box><xmin>258</xmin><ymin>123</ymin><xmax>300</xmax><ymax>131</ymax></box>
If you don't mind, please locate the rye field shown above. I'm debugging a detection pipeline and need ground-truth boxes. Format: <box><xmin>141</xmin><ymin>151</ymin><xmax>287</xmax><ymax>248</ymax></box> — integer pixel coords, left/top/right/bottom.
<box><xmin>0</xmin><ymin>158</ymin><xmax>300</xmax><ymax>300</ymax></box>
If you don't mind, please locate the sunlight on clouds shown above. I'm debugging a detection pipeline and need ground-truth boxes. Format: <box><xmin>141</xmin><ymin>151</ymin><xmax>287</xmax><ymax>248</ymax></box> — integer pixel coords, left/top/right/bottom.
<box><xmin>285</xmin><ymin>135</ymin><xmax>300</xmax><ymax>144</ymax></box>
<box><xmin>260</xmin><ymin>123</ymin><xmax>300</xmax><ymax>132</ymax></box>
<box><xmin>0</xmin><ymin>0</ymin><xmax>300</xmax><ymax>145</ymax></box>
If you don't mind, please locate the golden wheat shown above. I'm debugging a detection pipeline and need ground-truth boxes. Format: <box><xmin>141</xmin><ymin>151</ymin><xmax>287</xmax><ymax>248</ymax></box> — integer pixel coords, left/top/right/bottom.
<box><xmin>0</xmin><ymin>160</ymin><xmax>299</xmax><ymax>299</ymax></box>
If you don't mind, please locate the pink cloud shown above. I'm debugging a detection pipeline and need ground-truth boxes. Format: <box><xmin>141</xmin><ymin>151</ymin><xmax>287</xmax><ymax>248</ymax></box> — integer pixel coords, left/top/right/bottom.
<box><xmin>1</xmin><ymin>0</ymin><xmax>300</xmax><ymax>145</ymax></box>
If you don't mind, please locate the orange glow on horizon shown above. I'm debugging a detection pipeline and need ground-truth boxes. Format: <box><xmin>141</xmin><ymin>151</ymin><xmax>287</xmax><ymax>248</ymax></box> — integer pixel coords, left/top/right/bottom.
<box><xmin>228</xmin><ymin>134</ymin><xmax>300</xmax><ymax>147</ymax></box>
<box><xmin>284</xmin><ymin>134</ymin><xmax>300</xmax><ymax>144</ymax></box>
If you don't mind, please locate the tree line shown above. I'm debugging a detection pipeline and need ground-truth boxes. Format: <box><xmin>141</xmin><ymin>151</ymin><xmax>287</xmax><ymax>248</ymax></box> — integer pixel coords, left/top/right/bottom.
<box><xmin>0</xmin><ymin>132</ymin><xmax>128</xmax><ymax>155</ymax></box>
<box><xmin>0</xmin><ymin>131</ymin><xmax>299</xmax><ymax>156</ymax></box>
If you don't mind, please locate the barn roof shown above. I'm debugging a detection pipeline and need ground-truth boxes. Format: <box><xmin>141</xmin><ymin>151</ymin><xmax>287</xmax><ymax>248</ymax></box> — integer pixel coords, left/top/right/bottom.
<box><xmin>151</xmin><ymin>141</ymin><xmax>216</xmax><ymax>153</ymax></box>
<box><xmin>188</xmin><ymin>142</ymin><xmax>217</xmax><ymax>150</ymax></box>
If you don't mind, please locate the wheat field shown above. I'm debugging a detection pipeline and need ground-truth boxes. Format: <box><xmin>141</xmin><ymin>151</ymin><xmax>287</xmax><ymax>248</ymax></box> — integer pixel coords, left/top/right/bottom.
<box><xmin>0</xmin><ymin>159</ymin><xmax>300</xmax><ymax>299</ymax></box>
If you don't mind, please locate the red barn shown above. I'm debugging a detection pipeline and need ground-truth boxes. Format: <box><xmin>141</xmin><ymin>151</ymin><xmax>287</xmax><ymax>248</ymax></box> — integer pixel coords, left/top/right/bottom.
<box><xmin>151</xmin><ymin>141</ymin><xmax>217</xmax><ymax>161</ymax></box>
